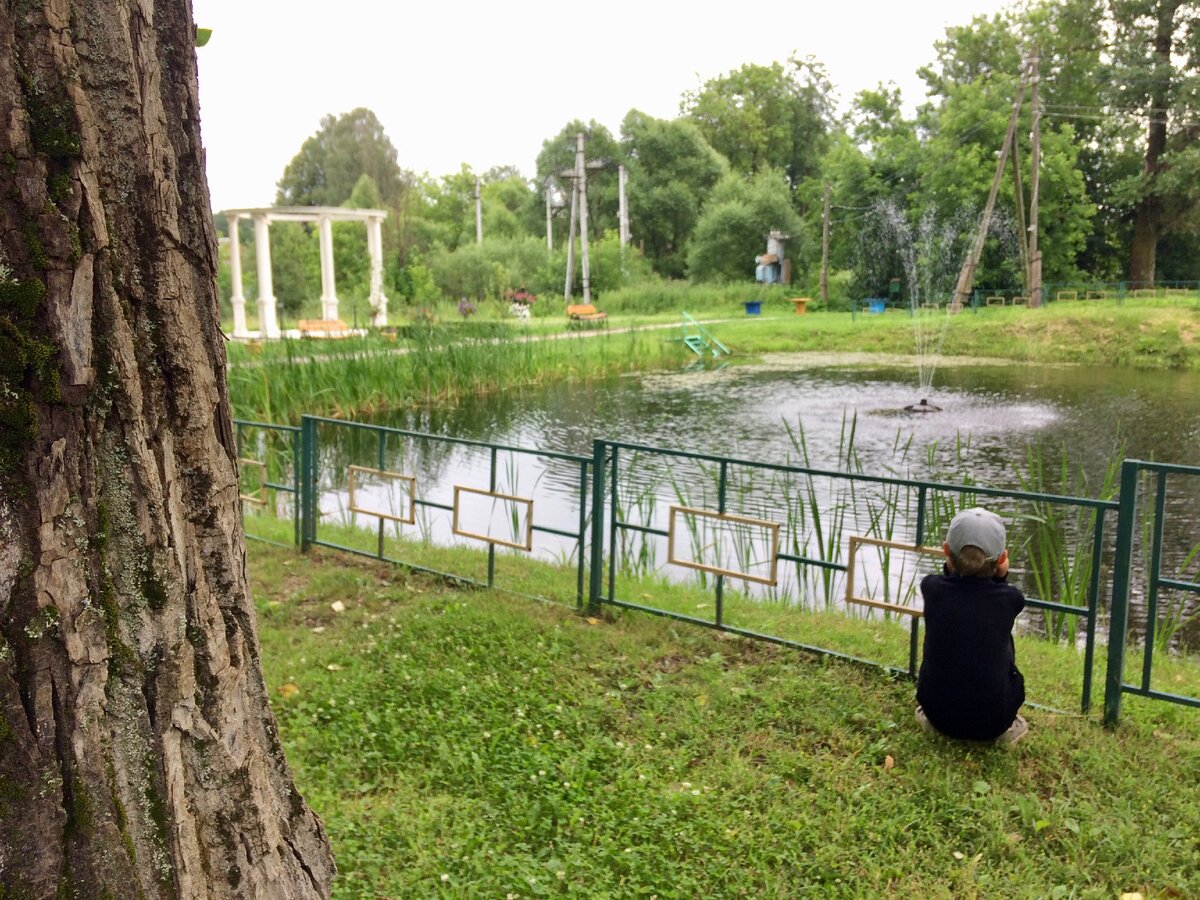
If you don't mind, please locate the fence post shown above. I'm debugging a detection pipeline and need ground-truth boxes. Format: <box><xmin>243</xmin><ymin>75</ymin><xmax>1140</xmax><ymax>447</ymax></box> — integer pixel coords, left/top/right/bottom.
<box><xmin>300</xmin><ymin>416</ymin><xmax>315</xmax><ymax>552</ymax></box>
<box><xmin>587</xmin><ymin>440</ymin><xmax>606</xmax><ymax>616</ymax></box>
<box><xmin>1104</xmin><ymin>459</ymin><xmax>1140</xmax><ymax>727</ymax></box>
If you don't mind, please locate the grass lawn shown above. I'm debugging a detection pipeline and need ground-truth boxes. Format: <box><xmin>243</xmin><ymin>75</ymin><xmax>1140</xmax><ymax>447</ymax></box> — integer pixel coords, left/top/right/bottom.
<box><xmin>252</xmin><ymin>542</ymin><xmax>1200</xmax><ymax>899</ymax></box>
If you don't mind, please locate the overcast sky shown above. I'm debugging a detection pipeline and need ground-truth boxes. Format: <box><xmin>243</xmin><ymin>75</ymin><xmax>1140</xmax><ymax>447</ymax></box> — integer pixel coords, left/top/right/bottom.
<box><xmin>192</xmin><ymin>0</ymin><xmax>1016</xmax><ymax>212</ymax></box>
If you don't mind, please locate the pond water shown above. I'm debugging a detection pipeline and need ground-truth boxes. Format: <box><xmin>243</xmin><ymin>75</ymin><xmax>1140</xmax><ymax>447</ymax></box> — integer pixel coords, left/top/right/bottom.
<box><xmin>287</xmin><ymin>354</ymin><xmax>1200</xmax><ymax>649</ymax></box>
<box><xmin>379</xmin><ymin>354</ymin><xmax>1200</xmax><ymax>485</ymax></box>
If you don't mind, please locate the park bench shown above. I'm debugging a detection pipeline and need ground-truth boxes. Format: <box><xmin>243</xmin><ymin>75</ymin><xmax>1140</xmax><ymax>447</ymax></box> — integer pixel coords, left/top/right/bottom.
<box><xmin>297</xmin><ymin>318</ymin><xmax>350</xmax><ymax>337</ymax></box>
<box><xmin>566</xmin><ymin>304</ymin><xmax>607</xmax><ymax>328</ymax></box>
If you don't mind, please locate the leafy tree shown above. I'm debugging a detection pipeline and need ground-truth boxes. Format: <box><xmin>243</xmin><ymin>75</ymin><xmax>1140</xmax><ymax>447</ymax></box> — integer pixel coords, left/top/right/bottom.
<box><xmin>688</xmin><ymin>169</ymin><xmax>805</xmax><ymax>282</ymax></box>
<box><xmin>1107</xmin><ymin>0</ymin><xmax>1200</xmax><ymax>282</ymax></box>
<box><xmin>276</xmin><ymin>107</ymin><xmax>410</xmax><ymax>208</ymax></box>
<box><xmin>620</xmin><ymin>109</ymin><xmax>728</xmax><ymax>278</ymax></box>
<box><xmin>482</xmin><ymin>173</ymin><xmax>535</xmax><ymax>240</ymax></box>
<box><xmin>916</xmin><ymin>9</ymin><xmax>1096</xmax><ymax>286</ymax></box>
<box><xmin>270</xmin><ymin>221</ymin><xmax>320</xmax><ymax>317</ymax></box>
<box><xmin>682</xmin><ymin>55</ymin><xmax>835</xmax><ymax>196</ymax></box>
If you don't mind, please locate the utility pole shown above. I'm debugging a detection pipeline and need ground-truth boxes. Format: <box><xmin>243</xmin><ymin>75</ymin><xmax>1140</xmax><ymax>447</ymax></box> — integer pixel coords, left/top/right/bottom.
<box><xmin>545</xmin><ymin>182</ymin><xmax>553</xmax><ymax>252</ymax></box>
<box><xmin>951</xmin><ymin>65</ymin><xmax>1029</xmax><ymax>311</ymax></box>
<box><xmin>475</xmin><ymin>177</ymin><xmax>482</xmax><ymax>245</ymax></box>
<box><xmin>820</xmin><ymin>180</ymin><xmax>831</xmax><ymax>304</ymax></box>
<box><xmin>1011</xmin><ymin>134</ymin><xmax>1030</xmax><ymax>290</ymax></box>
<box><xmin>576</xmin><ymin>132</ymin><xmax>592</xmax><ymax>304</ymax></box>
<box><xmin>563</xmin><ymin>162</ymin><xmax>578</xmax><ymax>301</ymax></box>
<box><xmin>1028</xmin><ymin>51</ymin><xmax>1042</xmax><ymax>306</ymax></box>
<box><xmin>618</xmin><ymin>163</ymin><xmax>630</xmax><ymax>248</ymax></box>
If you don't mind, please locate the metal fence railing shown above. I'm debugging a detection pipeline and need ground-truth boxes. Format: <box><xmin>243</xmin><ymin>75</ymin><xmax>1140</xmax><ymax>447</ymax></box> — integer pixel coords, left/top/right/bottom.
<box><xmin>589</xmin><ymin>439</ymin><xmax>1114</xmax><ymax>717</ymax></box>
<box><xmin>233</xmin><ymin>416</ymin><xmax>1199</xmax><ymax>726</ymax></box>
<box><xmin>297</xmin><ymin>415</ymin><xmax>595</xmax><ymax>609</ymax></box>
<box><xmin>234</xmin><ymin>419</ymin><xmax>301</xmax><ymax>548</ymax></box>
<box><xmin>1106</xmin><ymin>460</ymin><xmax>1200</xmax><ymax>723</ymax></box>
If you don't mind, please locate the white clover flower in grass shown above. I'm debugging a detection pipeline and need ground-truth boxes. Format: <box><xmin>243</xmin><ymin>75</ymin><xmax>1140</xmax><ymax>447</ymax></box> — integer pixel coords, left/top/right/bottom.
<box><xmin>440</xmin><ymin>874</ymin><xmax>450</xmax><ymax>883</ymax></box>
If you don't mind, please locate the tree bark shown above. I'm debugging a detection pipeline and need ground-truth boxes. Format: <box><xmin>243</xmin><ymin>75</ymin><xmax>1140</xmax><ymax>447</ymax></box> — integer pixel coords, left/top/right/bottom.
<box><xmin>0</xmin><ymin>2</ymin><xmax>334</xmax><ymax>897</ymax></box>
<box><xmin>1126</xmin><ymin>0</ymin><xmax>1181</xmax><ymax>285</ymax></box>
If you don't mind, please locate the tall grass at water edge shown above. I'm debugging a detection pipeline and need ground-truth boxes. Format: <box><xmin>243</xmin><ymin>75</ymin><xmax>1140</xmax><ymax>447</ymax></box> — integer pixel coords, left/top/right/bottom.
<box><xmin>227</xmin><ymin>326</ymin><xmax>684</xmax><ymax>423</ymax></box>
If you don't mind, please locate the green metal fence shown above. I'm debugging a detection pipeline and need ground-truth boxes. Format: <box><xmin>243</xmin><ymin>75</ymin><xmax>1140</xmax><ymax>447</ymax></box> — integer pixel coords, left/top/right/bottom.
<box><xmin>233</xmin><ymin>416</ymin><xmax>1199</xmax><ymax>725</ymax></box>
<box><xmin>234</xmin><ymin>419</ymin><xmax>301</xmax><ymax>548</ymax></box>
<box><xmin>1105</xmin><ymin>460</ymin><xmax>1200</xmax><ymax>725</ymax></box>
<box><xmin>297</xmin><ymin>415</ymin><xmax>595</xmax><ymax>608</ymax></box>
<box><xmin>589</xmin><ymin>439</ymin><xmax>1114</xmax><ymax>716</ymax></box>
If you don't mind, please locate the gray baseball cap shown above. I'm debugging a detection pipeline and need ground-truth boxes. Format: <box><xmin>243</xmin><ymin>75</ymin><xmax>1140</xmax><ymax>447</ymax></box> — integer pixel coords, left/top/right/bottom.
<box><xmin>946</xmin><ymin>507</ymin><xmax>1006</xmax><ymax>559</ymax></box>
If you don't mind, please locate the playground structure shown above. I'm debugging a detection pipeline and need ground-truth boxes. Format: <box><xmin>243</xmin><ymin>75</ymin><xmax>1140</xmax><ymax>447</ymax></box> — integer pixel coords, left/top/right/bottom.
<box><xmin>222</xmin><ymin>206</ymin><xmax>388</xmax><ymax>339</ymax></box>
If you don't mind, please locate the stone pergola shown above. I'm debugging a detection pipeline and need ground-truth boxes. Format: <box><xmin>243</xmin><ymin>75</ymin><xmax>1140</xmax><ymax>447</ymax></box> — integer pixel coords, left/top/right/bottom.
<box><xmin>222</xmin><ymin>206</ymin><xmax>388</xmax><ymax>338</ymax></box>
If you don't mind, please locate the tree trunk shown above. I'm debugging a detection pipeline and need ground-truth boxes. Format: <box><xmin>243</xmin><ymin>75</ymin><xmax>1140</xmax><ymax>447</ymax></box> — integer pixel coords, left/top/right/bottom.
<box><xmin>1126</xmin><ymin>0</ymin><xmax>1181</xmax><ymax>285</ymax></box>
<box><xmin>0</xmin><ymin>2</ymin><xmax>334</xmax><ymax>897</ymax></box>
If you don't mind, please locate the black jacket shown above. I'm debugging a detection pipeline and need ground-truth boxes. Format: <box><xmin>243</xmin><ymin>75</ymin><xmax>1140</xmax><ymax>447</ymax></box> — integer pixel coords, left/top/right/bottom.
<box><xmin>915</xmin><ymin>567</ymin><xmax>1025</xmax><ymax>741</ymax></box>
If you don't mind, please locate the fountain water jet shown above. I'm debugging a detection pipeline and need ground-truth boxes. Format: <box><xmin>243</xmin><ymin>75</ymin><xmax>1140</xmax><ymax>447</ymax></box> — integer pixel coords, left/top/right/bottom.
<box><xmin>865</xmin><ymin>201</ymin><xmax>1016</xmax><ymax>409</ymax></box>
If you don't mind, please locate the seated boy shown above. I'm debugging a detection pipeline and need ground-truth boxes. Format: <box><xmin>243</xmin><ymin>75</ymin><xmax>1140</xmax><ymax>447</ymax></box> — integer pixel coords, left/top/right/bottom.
<box><xmin>915</xmin><ymin>507</ymin><xmax>1028</xmax><ymax>745</ymax></box>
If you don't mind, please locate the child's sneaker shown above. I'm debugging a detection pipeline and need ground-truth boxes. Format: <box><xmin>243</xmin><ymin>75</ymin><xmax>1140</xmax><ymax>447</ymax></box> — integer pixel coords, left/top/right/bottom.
<box><xmin>915</xmin><ymin>705</ymin><xmax>937</xmax><ymax>734</ymax></box>
<box><xmin>994</xmin><ymin>715</ymin><xmax>1028</xmax><ymax>746</ymax></box>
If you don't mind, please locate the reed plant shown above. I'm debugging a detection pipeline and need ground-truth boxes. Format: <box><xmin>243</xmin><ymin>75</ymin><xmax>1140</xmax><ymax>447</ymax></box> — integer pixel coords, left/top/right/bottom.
<box><xmin>1011</xmin><ymin>445</ymin><xmax>1121</xmax><ymax>644</ymax></box>
<box><xmin>228</xmin><ymin>327</ymin><xmax>684</xmax><ymax>423</ymax></box>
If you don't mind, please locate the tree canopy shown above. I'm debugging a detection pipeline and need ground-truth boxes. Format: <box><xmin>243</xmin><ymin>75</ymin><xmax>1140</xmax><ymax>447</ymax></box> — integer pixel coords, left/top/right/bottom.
<box><xmin>276</xmin><ymin>107</ymin><xmax>410</xmax><ymax>208</ymax></box>
<box><xmin>244</xmin><ymin>0</ymin><xmax>1200</xmax><ymax>312</ymax></box>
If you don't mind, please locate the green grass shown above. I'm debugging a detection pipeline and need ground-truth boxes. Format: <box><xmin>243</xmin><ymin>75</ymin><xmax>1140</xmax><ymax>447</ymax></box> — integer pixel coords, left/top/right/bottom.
<box><xmin>227</xmin><ymin>298</ymin><xmax>1200</xmax><ymax>423</ymax></box>
<box><xmin>251</xmin><ymin>540</ymin><xmax>1200</xmax><ymax>899</ymax></box>
<box><xmin>228</xmin><ymin>325</ymin><xmax>689</xmax><ymax>422</ymax></box>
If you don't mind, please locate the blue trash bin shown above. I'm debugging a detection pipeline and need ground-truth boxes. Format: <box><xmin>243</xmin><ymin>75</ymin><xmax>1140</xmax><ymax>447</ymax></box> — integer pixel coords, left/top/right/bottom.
<box><xmin>868</xmin><ymin>299</ymin><xmax>886</xmax><ymax>314</ymax></box>
<box><xmin>744</xmin><ymin>300</ymin><xmax>762</xmax><ymax>315</ymax></box>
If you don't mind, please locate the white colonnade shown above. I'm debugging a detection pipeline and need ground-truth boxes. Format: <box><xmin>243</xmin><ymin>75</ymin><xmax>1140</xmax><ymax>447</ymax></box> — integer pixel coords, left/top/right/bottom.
<box><xmin>222</xmin><ymin>206</ymin><xmax>389</xmax><ymax>338</ymax></box>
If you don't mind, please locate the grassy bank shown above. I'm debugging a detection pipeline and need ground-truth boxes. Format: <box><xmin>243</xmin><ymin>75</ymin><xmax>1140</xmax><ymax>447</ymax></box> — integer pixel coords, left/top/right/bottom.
<box><xmin>251</xmin><ymin>542</ymin><xmax>1200</xmax><ymax>898</ymax></box>
<box><xmin>722</xmin><ymin>300</ymin><xmax>1200</xmax><ymax>370</ymax></box>
<box><xmin>227</xmin><ymin>298</ymin><xmax>1200</xmax><ymax>422</ymax></box>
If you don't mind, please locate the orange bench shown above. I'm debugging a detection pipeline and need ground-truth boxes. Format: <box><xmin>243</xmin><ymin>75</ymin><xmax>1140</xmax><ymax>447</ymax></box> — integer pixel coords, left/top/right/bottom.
<box><xmin>566</xmin><ymin>304</ymin><xmax>607</xmax><ymax>327</ymax></box>
<box><xmin>297</xmin><ymin>318</ymin><xmax>350</xmax><ymax>336</ymax></box>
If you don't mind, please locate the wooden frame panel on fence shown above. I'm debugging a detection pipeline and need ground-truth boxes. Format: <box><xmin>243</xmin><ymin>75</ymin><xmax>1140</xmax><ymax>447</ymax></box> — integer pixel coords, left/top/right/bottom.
<box><xmin>348</xmin><ymin>464</ymin><xmax>416</xmax><ymax>524</ymax></box>
<box><xmin>667</xmin><ymin>505</ymin><xmax>781</xmax><ymax>585</ymax></box>
<box><xmin>452</xmin><ymin>485</ymin><xmax>535</xmax><ymax>551</ymax></box>
<box><xmin>845</xmin><ymin>535</ymin><xmax>944</xmax><ymax>617</ymax></box>
<box><xmin>238</xmin><ymin>458</ymin><xmax>268</xmax><ymax>506</ymax></box>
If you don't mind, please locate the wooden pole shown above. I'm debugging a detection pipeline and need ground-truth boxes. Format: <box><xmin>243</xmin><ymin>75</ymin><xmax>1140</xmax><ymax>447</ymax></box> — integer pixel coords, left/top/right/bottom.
<box><xmin>1028</xmin><ymin>51</ymin><xmax>1043</xmax><ymax>306</ymax></box>
<box><xmin>563</xmin><ymin>168</ymin><xmax>578</xmax><ymax>301</ymax></box>
<box><xmin>545</xmin><ymin>182</ymin><xmax>553</xmax><ymax>252</ymax></box>
<box><xmin>1011</xmin><ymin>134</ymin><xmax>1030</xmax><ymax>291</ymax></box>
<box><xmin>820</xmin><ymin>180</ymin><xmax>831</xmax><ymax>304</ymax></box>
<box><xmin>618</xmin><ymin>163</ymin><xmax>629</xmax><ymax>247</ymax></box>
<box><xmin>475</xmin><ymin>177</ymin><xmax>482</xmax><ymax>245</ymax></box>
<box><xmin>951</xmin><ymin>65</ymin><xmax>1029</xmax><ymax>311</ymax></box>
<box><xmin>577</xmin><ymin>132</ymin><xmax>592</xmax><ymax>304</ymax></box>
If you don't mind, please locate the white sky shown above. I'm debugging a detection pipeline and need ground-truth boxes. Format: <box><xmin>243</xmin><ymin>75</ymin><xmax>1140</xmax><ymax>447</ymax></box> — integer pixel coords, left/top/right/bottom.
<box><xmin>192</xmin><ymin>0</ymin><xmax>1015</xmax><ymax>212</ymax></box>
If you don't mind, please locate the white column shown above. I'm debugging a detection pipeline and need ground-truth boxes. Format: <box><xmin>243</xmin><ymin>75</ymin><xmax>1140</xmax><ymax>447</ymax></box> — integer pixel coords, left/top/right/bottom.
<box><xmin>228</xmin><ymin>214</ymin><xmax>248</xmax><ymax>338</ymax></box>
<box><xmin>367</xmin><ymin>216</ymin><xmax>387</xmax><ymax>327</ymax></box>
<box><xmin>253</xmin><ymin>214</ymin><xmax>280</xmax><ymax>339</ymax></box>
<box><xmin>318</xmin><ymin>215</ymin><xmax>338</xmax><ymax>321</ymax></box>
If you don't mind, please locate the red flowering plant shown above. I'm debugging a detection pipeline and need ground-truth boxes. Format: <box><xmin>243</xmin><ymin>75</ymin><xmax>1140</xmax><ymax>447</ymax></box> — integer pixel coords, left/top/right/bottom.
<box><xmin>511</xmin><ymin>287</ymin><xmax>536</xmax><ymax>305</ymax></box>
